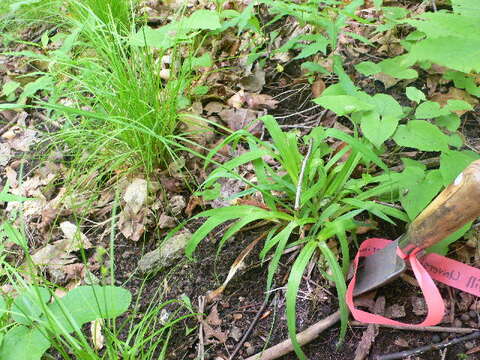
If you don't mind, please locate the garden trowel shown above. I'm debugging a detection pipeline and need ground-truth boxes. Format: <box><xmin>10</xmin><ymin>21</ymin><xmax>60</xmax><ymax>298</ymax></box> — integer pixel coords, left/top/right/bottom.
<box><xmin>354</xmin><ymin>159</ymin><xmax>480</xmax><ymax>296</ymax></box>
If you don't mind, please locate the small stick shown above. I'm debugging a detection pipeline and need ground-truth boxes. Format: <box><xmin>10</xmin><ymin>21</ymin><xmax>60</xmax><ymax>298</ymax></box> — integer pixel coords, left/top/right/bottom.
<box><xmin>375</xmin><ymin>331</ymin><xmax>480</xmax><ymax>360</ymax></box>
<box><xmin>197</xmin><ymin>296</ymin><xmax>206</xmax><ymax>360</ymax></box>
<box><xmin>244</xmin><ymin>311</ymin><xmax>340</xmax><ymax>360</ymax></box>
<box><xmin>229</xmin><ymin>294</ymin><xmax>271</xmax><ymax>360</ymax></box>
<box><xmin>0</xmin><ymin>115</ymin><xmax>19</xmax><ymax>136</ymax></box>
<box><xmin>350</xmin><ymin>321</ymin><xmax>478</xmax><ymax>334</ymax></box>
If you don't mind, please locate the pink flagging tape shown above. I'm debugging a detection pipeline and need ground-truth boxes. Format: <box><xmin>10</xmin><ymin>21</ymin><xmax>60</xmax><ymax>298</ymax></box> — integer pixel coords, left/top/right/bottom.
<box><xmin>346</xmin><ymin>238</ymin><xmax>446</xmax><ymax>327</ymax></box>
<box><xmin>421</xmin><ymin>252</ymin><xmax>480</xmax><ymax>297</ymax></box>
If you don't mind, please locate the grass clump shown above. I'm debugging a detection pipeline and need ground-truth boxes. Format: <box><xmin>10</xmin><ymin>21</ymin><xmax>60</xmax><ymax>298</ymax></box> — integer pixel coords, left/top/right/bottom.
<box><xmin>39</xmin><ymin>1</ymin><xmax>196</xmax><ymax>186</ymax></box>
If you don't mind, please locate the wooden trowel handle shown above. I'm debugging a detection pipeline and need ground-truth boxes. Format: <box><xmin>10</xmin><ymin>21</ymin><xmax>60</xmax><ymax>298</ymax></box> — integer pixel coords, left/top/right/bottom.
<box><xmin>406</xmin><ymin>160</ymin><xmax>480</xmax><ymax>249</ymax></box>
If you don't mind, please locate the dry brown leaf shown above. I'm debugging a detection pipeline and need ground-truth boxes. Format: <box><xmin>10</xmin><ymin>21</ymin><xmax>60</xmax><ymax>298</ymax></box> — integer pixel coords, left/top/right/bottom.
<box><xmin>218</xmin><ymin>108</ymin><xmax>263</xmax><ymax>135</ymax></box>
<box><xmin>180</xmin><ymin>113</ymin><xmax>215</xmax><ymax>146</ymax></box>
<box><xmin>385</xmin><ymin>304</ymin><xmax>406</xmax><ymax>319</ymax></box>
<box><xmin>203</xmin><ymin>321</ymin><xmax>227</xmax><ymax>344</ymax></box>
<box><xmin>206</xmin><ymin>304</ymin><xmax>222</xmax><ymax>326</ymax></box>
<box><xmin>204</xmin><ymin>101</ymin><xmax>225</xmax><ymax>115</ymax></box>
<box><xmin>394</xmin><ymin>337</ymin><xmax>410</xmax><ymax>347</ymax></box>
<box><xmin>239</xmin><ymin>63</ymin><xmax>265</xmax><ymax>93</ymax></box>
<box><xmin>355</xmin><ymin>219</ymin><xmax>378</xmax><ymax>235</ymax></box>
<box><xmin>3</xmin><ymin>125</ymin><xmax>37</xmax><ymax>152</ymax></box>
<box><xmin>119</xmin><ymin>178</ymin><xmax>151</xmax><ymax>241</ymax></box>
<box><xmin>185</xmin><ymin>195</ymin><xmax>203</xmax><ymax>217</ymax></box>
<box><xmin>373</xmin><ymin>72</ymin><xmax>400</xmax><ymax>89</ymax></box>
<box><xmin>0</xmin><ymin>143</ymin><xmax>11</xmax><ymax>166</ymax></box>
<box><xmin>206</xmin><ymin>234</ymin><xmax>265</xmax><ymax>303</ymax></box>
<box><xmin>411</xmin><ymin>296</ymin><xmax>427</xmax><ymax>316</ymax></box>
<box><xmin>119</xmin><ymin>207</ymin><xmax>149</xmax><ymax>241</ymax></box>
<box><xmin>90</xmin><ymin>319</ymin><xmax>105</xmax><ymax>351</ymax></box>
<box><xmin>244</xmin><ymin>93</ymin><xmax>278</xmax><ymax>110</ymax></box>
<box><xmin>4</xmin><ymin>166</ymin><xmax>17</xmax><ymax>187</ymax></box>
<box><xmin>227</xmin><ymin>90</ymin><xmax>245</xmax><ymax>109</ymax></box>
<box><xmin>60</xmin><ymin>221</ymin><xmax>93</xmax><ymax>249</ymax></box>
<box><xmin>158</xmin><ymin>213</ymin><xmax>176</xmax><ymax>229</ymax></box>
<box><xmin>30</xmin><ymin>222</ymin><xmax>92</xmax><ymax>268</ymax></box>
<box><xmin>431</xmin><ymin>87</ymin><xmax>478</xmax><ymax>116</ymax></box>
<box><xmin>311</xmin><ymin>78</ymin><xmax>326</xmax><ymax>98</ymax></box>
<box><xmin>123</xmin><ymin>178</ymin><xmax>148</xmax><ymax>214</ymax></box>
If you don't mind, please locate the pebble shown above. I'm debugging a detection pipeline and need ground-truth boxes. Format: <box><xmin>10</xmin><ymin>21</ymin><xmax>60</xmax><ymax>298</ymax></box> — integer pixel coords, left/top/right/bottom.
<box><xmin>461</xmin><ymin>313</ymin><xmax>471</xmax><ymax>321</ymax></box>
<box><xmin>230</xmin><ymin>326</ymin><xmax>243</xmax><ymax>342</ymax></box>
<box><xmin>469</xmin><ymin>310</ymin><xmax>477</xmax><ymax>318</ymax></box>
<box><xmin>465</xmin><ymin>341</ymin><xmax>475</xmax><ymax>350</ymax></box>
<box><xmin>431</xmin><ymin>335</ymin><xmax>441</xmax><ymax>343</ymax></box>
<box><xmin>233</xmin><ymin>313</ymin><xmax>243</xmax><ymax>321</ymax></box>
<box><xmin>245</xmin><ymin>345</ymin><xmax>256</xmax><ymax>356</ymax></box>
<box><xmin>453</xmin><ymin>319</ymin><xmax>463</xmax><ymax>328</ymax></box>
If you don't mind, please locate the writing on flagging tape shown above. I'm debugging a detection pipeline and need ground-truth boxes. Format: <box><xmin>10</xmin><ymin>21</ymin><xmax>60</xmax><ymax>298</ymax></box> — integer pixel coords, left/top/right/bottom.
<box><xmin>422</xmin><ymin>253</ymin><xmax>480</xmax><ymax>297</ymax></box>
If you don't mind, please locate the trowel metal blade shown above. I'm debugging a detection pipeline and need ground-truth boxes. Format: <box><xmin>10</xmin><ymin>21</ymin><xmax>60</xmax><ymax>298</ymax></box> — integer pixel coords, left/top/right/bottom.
<box><xmin>353</xmin><ymin>239</ymin><xmax>406</xmax><ymax>296</ymax></box>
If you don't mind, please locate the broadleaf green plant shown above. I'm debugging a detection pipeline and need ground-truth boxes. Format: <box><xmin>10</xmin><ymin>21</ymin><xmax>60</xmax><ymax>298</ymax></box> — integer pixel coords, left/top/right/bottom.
<box><xmin>0</xmin><ymin>285</ymin><xmax>132</xmax><ymax>360</ymax></box>
<box><xmin>187</xmin><ymin>115</ymin><xmax>407</xmax><ymax>358</ymax></box>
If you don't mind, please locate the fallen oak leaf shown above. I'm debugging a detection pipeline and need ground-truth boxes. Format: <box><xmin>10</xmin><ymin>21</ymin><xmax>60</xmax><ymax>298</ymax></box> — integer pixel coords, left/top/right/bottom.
<box><xmin>244</xmin><ymin>93</ymin><xmax>279</xmax><ymax>110</ymax></box>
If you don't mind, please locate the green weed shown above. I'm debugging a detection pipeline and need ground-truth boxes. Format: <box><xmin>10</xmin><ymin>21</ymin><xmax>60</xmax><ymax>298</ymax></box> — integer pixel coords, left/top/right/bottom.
<box><xmin>187</xmin><ymin>115</ymin><xmax>407</xmax><ymax>358</ymax></box>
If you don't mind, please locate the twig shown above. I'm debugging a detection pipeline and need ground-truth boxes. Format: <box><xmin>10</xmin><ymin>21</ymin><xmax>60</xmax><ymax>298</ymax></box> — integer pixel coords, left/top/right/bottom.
<box><xmin>0</xmin><ymin>114</ymin><xmax>19</xmax><ymax>136</ymax></box>
<box><xmin>229</xmin><ymin>294</ymin><xmax>271</xmax><ymax>360</ymax></box>
<box><xmin>350</xmin><ymin>321</ymin><xmax>478</xmax><ymax>334</ymax></box>
<box><xmin>196</xmin><ymin>296</ymin><xmax>206</xmax><ymax>360</ymax></box>
<box><xmin>276</xmin><ymin>105</ymin><xmax>321</xmax><ymax>119</ymax></box>
<box><xmin>354</xmin><ymin>297</ymin><xmax>385</xmax><ymax>360</ymax></box>
<box><xmin>375</xmin><ymin>331</ymin><xmax>480</xmax><ymax>360</ymax></box>
<box><xmin>244</xmin><ymin>311</ymin><xmax>340</xmax><ymax>360</ymax></box>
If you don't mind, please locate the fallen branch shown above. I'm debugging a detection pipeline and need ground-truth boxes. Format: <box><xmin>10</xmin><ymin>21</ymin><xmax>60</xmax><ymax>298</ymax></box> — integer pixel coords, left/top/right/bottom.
<box><xmin>350</xmin><ymin>321</ymin><xmax>478</xmax><ymax>334</ymax></box>
<box><xmin>375</xmin><ymin>331</ymin><xmax>480</xmax><ymax>360</ymax></box>
<box><xmin>244</xmin><ymin>311</ymin><xmax>340</xmax><ymax>360</ymax></box>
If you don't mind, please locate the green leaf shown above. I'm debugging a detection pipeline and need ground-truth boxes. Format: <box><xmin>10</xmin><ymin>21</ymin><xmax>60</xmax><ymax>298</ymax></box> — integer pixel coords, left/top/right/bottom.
<box><xmin>262</xmin><ymin>115</ymin><xmax>302</xmax><ymax>183</ymax></box>
<box><xmin>186</xmin><ymin>9</ymin><xmax>221</xmax><ymax>30</ymax></box>
<box><xmin>355</xmin><ymin>61</ymin><xmax>381</xmax><ymax>76</ymax></box>
<box><xmin>440</xmin><ymin>150</ymin><xmax>480</xmax><ymax>186</ymax></box>
<box><xmin>0</xmin><ymin>286</ymin><xmax>131</xmax><ymax>360</ymax></box>
<box><xmin>415</xmin><ymin>101</ymin><xmax>450</xmax><ymax>119</ymax></box>
<box><xmin>318</xmin><ymin>241</ymin><xmax>348</xmax><ymax>342</ymax></box>
<box><xmin>360</xmin><ymin>94</ymin><xmax>403</xmax><ymax>148</ymax></box>
<box><xmin>444</xmin><ymin>99</ymin><xmax>473</xmax><ymax>113</ymax></box>
<box><xmin>286</xmin><ymin>241</ymin><xmax>316</xmax><ymax>360</ymax></box>
<box><xmin>355</xmin><ymin>56</ymin><xmax>418</xmax><ymax>79</ymax></box>
<box><xmin>452</xmin><ymin>0</ymin><xmax>480</xmax><ymax>17</ymax></box>
<box><xmin>19</xmin><ymin>76</ymin><xmax>53</xmax><ymax>103</ymax></box>
<box><xmin>300</xmin><ymin>61</ymin><xmax>330</xmax><ymax>75</ymax></box>
<box><xmin>191</xmin><ymin>53</ymin><xmax>213</xmax><ymax>69</ymax></box>
<box><xmin>397</xmin><ymin>165</ymin><xmax>444</xmax><ymax>219</ymax></box>
<box><xmin>436</xmin><ymin>113</ymin><xmax>460</xmax><ymax>131</ymax></box>
<box><xmin>314</xmin><ymin>95</ymin><xmax>374</xmax><ymax>116</ymax></box>
<box><xmin>448</xmin><ymin>133</ymin><xmax>463</xmax><ymax>148</ymax></box>
<box><xmin>405</xmin><ymin>86</ymin><xmax>426</xmax><ymax>103</ymax></box>
<box><xmin>11</xmin><ymin>287</ymin><xmax>50</xmax><ymax>325</ymax></box>
<box><xmin>265</xmin><ymin>222</ymin><xmax>298</xmax><ymax>290</ymax></box>
<box><xmin>325</xmin><ymin>128</ymin><xmax>388</xmax><ymax>171</ymax></box>
<box><xmin>393</xmin><ymin>120</ymin><xmax>449</xmax><ymax>151</ymax></box>
<box><xmin>2</xmin><ymin>81</ymin><xmax>20</xmax><ymax>98</ymax></box>
<box><xmin>0</xmin><ymin>103</ymin><xmax>24</xmax><ymax>110</ymax></box>
<box><xmin>130</xmin><ymin>25</ymin><xmax>178</xmax><ymax>49</ymax></box>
